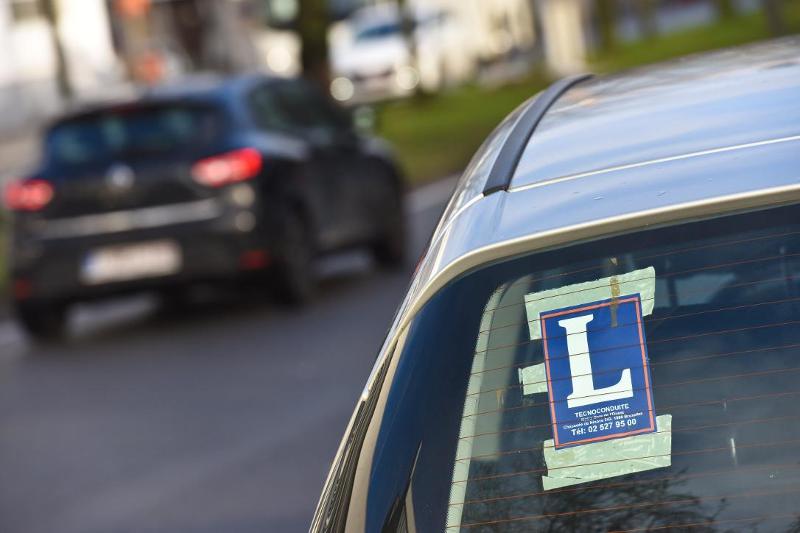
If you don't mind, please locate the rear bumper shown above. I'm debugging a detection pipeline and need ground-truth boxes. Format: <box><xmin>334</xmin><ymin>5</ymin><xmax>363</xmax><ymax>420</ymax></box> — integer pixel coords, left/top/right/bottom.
<box><xmin>10</xmin><ymin>199</ymin><xmax>273</xmax><ymax>304</ymax></box>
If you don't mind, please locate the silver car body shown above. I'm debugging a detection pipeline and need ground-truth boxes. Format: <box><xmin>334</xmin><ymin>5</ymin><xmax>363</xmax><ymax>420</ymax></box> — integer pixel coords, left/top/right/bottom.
<box><xmin>312</xmin><ymin>36</ymin><xmax>800</xmax><ymax>530</ymax></box>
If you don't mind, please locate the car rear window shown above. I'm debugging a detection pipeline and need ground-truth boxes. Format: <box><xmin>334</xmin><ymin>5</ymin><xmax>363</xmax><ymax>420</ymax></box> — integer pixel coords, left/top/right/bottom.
<box><xmin>363</xmin><ymin>203</ymin><xmax>800</xmax><ymax>532</ymax></box>
<box><xmin>45</xmin><ymin>103</ymin><xmax>224</xmax><ymax>166</ymax></box>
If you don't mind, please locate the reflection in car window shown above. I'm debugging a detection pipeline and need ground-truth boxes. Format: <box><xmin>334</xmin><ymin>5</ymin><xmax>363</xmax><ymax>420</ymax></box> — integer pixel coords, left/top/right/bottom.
<box><xmin>363</xmin><ymin>204</ymin><xmax>800</xmax><ymax>531</ymax></box>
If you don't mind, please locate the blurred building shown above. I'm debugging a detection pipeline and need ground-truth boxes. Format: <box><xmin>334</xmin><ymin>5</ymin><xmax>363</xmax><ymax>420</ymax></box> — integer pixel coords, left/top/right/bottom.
<box><xmin>0</xmin><ymin>0</ymin><xmax>266</xmax><ymax>136</ymax></box>
<box><xmin>535</xmin><ymin>0</ymin><xmax>590</xmax><ymax>75</ymax></box>
<box><xmin>0</xmin><ymin>0</ymin><xmax>775</xmax><ymax>134</ymax></box>
<box><xmin>109</xmin><ymin>0</ymin><xmax>261</xmax><ymax>80</ymax></box>
<box><xmin>0</xmin><ymin>0</ymin><xmax>119</xmax><ymax>134</ymax></box>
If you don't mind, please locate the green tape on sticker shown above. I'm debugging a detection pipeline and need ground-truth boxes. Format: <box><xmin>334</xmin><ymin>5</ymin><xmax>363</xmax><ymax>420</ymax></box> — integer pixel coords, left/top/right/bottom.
<box><xmin>541</xmin><ymin>414</ymin><xmax>672</xmax><ymax>490</ymax></box>
<box><xmin>518</xmin><ymin>363</ymin><xmax>548</xmax><ymax>395</ymax></box>
<box><xmin>525</xmin><ymin>267</ymin><xmax>656</xmax><ymax>341</ymax></box>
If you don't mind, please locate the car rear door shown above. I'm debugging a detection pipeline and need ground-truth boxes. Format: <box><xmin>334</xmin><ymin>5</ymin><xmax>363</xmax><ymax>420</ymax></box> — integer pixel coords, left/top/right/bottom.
<box><xmin>247</xmin><ymin>81</ymin><xmax>342</xmax><ymax>247</ymax></box>
<box><xmin>270</xmin><ymin>80</ymin><xmax>365</xmax><ymax>246</ymax></box>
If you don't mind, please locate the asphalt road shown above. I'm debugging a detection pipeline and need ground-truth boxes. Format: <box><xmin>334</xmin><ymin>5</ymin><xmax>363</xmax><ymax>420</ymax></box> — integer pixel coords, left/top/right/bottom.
<box><xmin>0</xmin><ymin>177</ymin><xmax>456</xmax><ymax>533</ymax></box>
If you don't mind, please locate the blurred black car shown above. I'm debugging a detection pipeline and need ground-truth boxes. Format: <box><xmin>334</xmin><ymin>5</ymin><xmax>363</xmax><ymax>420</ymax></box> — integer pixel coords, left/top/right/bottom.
<box><xmin>5</xmin><ymin>74</ymin><xmax>405</xmax><ymax>341</ymax></box>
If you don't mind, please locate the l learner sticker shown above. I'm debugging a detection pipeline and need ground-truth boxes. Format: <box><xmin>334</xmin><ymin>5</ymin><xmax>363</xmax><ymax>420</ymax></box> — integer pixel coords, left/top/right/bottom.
<box><xmin>541</xmin><ymin>294</ymin><xmax>655</xmax><ymax>449</ymax></box>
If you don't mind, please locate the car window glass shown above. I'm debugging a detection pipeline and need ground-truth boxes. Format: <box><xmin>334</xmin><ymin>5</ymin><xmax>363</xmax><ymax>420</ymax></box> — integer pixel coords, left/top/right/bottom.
<box><xmin>355</xmin><ymin>21</ymin><xmax>401</xmax><ymax>42</ymax></box>
<box><xmin>273</xmin><ymin>81</ymin><xmax>349</xmax><ymax>133</ymax></box>
<box><xmin>46</xmin><ymin>103</ymin><xmax>223</xmax><ymax>166</ymax></box>
<box><xmin>248</xmin><ymin>85</ymin><xmax>295</xmax><ymax>132</ymax></box>
<box><xmin>362</xmin><ymin>203</ymin><xmax>800</xmax><ymax>532</ymax></box>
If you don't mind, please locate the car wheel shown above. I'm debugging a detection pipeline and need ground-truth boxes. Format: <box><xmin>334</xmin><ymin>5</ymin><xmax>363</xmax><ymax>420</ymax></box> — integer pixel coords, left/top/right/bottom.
<box><xmin>14</xmin><ymin>302</ymin><xmax>68</xmax><ymax>342</ymax></box>
<box><xmin>272</xmin><ymin>210</ymin><xmax>316</xmax><ymax>306</ymax></box>
<box><xmin>371</xmin><ymin>178</ymin><xmax>407</xmax><ymax>269</ymax></box>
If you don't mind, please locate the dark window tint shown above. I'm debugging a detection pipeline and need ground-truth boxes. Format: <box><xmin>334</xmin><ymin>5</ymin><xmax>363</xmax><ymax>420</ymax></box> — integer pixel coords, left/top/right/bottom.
<box><xmin>354</xmin><ymin>11</ymin><xmax>443</xmax><ymax>43</ymax></box>
<box><xmin>363</xmin><ymin>204</ymin><xmax>800</xmax><ymax>532</ymax></box>
<box><xmin>46</xmin><ymin>103</ymin><xmax>224</xmax><ymax>166</ymax></box>
<box><xmin>248</xmin><ymin>85</ymin><xmax>294</xmax><ymax>132</ymax></box>
<box><xmin>273</xmin><ymin>80</ymin><xmax>350</xmax><ymax>133</ymax></box>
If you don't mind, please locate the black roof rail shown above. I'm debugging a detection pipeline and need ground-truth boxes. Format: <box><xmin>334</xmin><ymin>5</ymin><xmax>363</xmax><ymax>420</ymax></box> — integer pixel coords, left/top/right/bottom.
<box><xmin>483</xmin><ymin>73</ymin><xmax>593</xmax><ymax>196</ymax></box>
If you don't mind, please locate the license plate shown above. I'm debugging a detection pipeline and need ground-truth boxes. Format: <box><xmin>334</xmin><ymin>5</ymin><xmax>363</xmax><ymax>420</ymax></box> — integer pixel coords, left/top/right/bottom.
<box><xmin>81</xmin><ymin>240</ymin><xmax>182</xmax><ymax>285</ymax></box>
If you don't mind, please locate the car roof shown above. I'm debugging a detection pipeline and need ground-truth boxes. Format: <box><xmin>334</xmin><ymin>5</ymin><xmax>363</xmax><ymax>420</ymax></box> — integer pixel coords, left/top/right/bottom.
<box><xmin>141</xmin><ymin>72</ymin><xmax>278</xmax><ymax>101</ymax></box>
<box><xmin>511</xmin><ymin>39</ymin><xmax>800</xmax><ymax>190</ymax></box>
<box><xmin>389</xmin><ymin>37</ymin><xmax>800</xmax><ymax>354</ymax></box>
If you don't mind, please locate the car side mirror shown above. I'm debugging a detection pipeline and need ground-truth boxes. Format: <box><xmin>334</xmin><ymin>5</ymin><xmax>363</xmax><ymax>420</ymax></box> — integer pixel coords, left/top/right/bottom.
<box><xmin>352</xmin><ymin>106</ymin><xmax>377</xmax><ymax>135</ymax></box>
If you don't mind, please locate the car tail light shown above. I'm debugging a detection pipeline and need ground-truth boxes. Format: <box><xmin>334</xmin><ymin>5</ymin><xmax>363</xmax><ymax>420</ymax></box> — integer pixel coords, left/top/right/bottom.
<box><xmin>12</xmin><ymin>279</ymin><xmax>32</xmax><ymax>300</ymax></box>
<box><xmin>192</xmin><ymin>148</ymin><xmax>263</xmax><ymax>187</ymax></box>
<box><xmin>239</xmin><ymin>249</ymin><xmax>270</xmax><ymax>270</ymax></box>
<box><xmin>4</xmin><ymin>179</ymin><xmax>54</xmax><ymax>211</ymax></box>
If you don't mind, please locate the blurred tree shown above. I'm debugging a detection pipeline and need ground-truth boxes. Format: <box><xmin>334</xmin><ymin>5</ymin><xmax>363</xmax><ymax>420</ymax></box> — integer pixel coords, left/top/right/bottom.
<box><xmin>396</xmin><ymin>0</ymin><xmax>426</xmax><ymax>97</ymax></box>
<box><xmin>714</xmin><ymin>0</ymin><xmax>737</xmax><ymax>19</ymax></box>
<box><xmin>41</xmin><ymin>0</ymin><xmax>73</xmax><ymax>101</ymax></box>
<box><xmin>297</xmin><ymin>0</ymin><xmax>331</xmax><ymax>88</ymax></box>
<box><xmin>634</xmin><ymin>0</ymin><xmax>658</xmax><ymax>39</ymax></box>
<box><xmin>112</xmin><ymin>0</ymin><xmax>154</xmax><ymax>84</ymax></box>
<box><xmin>762</xmin><ymin>0</ymin><xmax>787</xmax><ymax>36</ymax></box>
<box><xmin>596</xmin><ymin>0</ymin><xmax>618</xmax><ymax>51</ymax></box>
<box><xmin>169</xmin><ymin>0</ymin><xmax>206</xmax><ymax>71</ymax></box>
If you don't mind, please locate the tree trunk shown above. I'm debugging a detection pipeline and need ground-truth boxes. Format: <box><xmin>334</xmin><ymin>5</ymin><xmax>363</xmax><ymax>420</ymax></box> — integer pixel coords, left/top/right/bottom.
<box><xmin>396</xmin><ymin>0</ymin><xmax>425</xmax><ymax>97</ymax></box>
<box><xmin>596</xmin><ymin>0</ymin><xmax>617</xmax><ymax>51</ymax></box>
<box><xmin>41</xmin><ymin>0</ymin><xmax>73</xmax><ymax>101</ymax></box>
<box><xmin>763</xmin><ymin>0</ymin><xmax>787</xmax><ymax>36</ymax></box>
<box><xmin>396</xmin><ymin>0</ymin><xmax>415</xmax><ymax>59</ymax></box>
<box><xmin>297</xmin><ymin>0</ymin><xmax>331</xmax><ymax>89</ymax></box>
<box><xmin>169</xmin><ymin>0</ymin><xmax>205</xmax><ymax>71</ymax></box>
<box><xmin>715</xmin><ymin>0</ymin><xmax>737</xmax><ymax>19</ymax></box>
